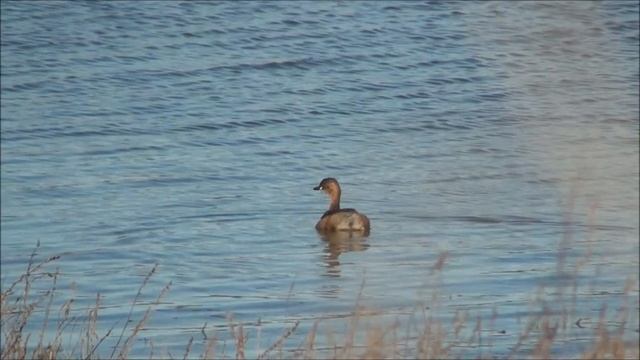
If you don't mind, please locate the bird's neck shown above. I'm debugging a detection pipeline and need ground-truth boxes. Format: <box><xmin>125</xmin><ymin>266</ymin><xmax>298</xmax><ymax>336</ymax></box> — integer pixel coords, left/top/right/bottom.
<box><xmin>329</xmin><ymin>191</ymin><xmax>341</xmax><ymax>212</ymax></box>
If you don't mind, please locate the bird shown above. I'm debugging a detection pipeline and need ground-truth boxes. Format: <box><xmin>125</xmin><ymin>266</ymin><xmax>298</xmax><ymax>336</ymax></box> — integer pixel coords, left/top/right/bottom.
<box><xmin>313</xmin><ymin>177</ymin><xmax>370</xmax><ymax>235</ymax></box>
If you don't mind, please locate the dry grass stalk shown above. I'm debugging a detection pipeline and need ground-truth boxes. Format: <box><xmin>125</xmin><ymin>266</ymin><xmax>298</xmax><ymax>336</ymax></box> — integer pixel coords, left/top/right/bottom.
<box><xmin>360</xmin><ymin>325</ymin><xmax>386</xmax><ymax>359</ymax></box>
<box><xmin>110</xmin><ymin>264</ymin><xmax>158</xmax><ymax>358</ymax></box>
<box><xmin>81</xmin><ymin>293</ymin><xmax>101</xmax><ymax>360</ymax></box>
<box><xmin>116</xmin><ymin>280</ymin><xmax>172</xmax><ymax>360</ymax></box>
<box><xmin>182</xmin><ymin>336</ymin><xmax>194</xmax><ymax>360</ymax></box>
<box><xmin>227</xmin><ymin>315</ymin><xmax>246</xmax><ymax>360</ymax></box>
<box><xmin>532</xmin><ymin>318</ymin><xmax>559</xmax><ymax>359</ymax></box>
<box><xmin>83</xmin><ymin>293</ymin><xmax>98</xmax><ymax>358</ymax></box>
<box><xmin>1</xmin><ymin>242</ymin><xmax>63</xmax><ymax>360</ymax></box>
<box><xmin>257</xmin><ymin>321</ymin><xmax>300</xmax><ymax>360</ymax></box>
<box><xmin>299</xmin><ymin>320</ymin><xmax>319</xmax><ymax>360</ymax></box>
<box><xmin>202</xmin><ymin>331</ymin><xmax>218</xmax><ymax>360</ymax></box>
<box><xmin>33</xmin><ymin>268</ymin><xmax>58</xmax><ymax>359</ymax></box>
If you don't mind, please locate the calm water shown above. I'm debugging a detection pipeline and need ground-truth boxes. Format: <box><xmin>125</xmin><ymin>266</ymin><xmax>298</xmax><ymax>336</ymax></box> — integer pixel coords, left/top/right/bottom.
<box><xmin>1</xmin><ymin>1</ymin><xmax>638</xmax><ymax>358</ymax></box>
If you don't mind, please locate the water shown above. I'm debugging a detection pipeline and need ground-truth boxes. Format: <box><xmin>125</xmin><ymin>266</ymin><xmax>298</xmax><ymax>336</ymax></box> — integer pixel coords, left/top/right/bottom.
<box><xmin>1</xmin><ymin>1</ymin><xmax>638</xmax><ymax>357</ymax></box>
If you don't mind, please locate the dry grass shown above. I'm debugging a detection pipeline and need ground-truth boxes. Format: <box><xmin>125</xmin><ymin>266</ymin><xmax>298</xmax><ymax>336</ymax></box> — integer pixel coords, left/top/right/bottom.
<box><xmin>1</xmin><ymin>242</ymin><xmax>171</xmax><ymax>360</ymax></box>
<box><xmin>2</xmin><ymin>209</ymin><xmax>638</xmax><ymax>360</ymax></box>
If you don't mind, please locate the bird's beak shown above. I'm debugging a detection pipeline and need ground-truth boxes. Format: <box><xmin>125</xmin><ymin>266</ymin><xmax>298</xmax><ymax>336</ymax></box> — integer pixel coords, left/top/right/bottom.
<box><xmin>313</xmin><ymin>185</ymin><xmax>322</xmax><ymax>190</ymax></box>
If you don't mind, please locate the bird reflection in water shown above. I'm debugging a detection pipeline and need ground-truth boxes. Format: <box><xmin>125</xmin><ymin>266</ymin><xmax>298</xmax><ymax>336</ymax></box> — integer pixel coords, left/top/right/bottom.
<box><xmin>319</xmin><ymin>231</ymin><xmax>370</xmax><ymax>277</ymax></box>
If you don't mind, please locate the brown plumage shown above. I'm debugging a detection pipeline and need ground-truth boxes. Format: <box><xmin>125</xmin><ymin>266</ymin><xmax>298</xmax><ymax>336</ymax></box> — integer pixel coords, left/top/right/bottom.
<box><xmin>313</xmin><ymin>177</ymin><xmax>370</xmax><ymax>235</ymax></box>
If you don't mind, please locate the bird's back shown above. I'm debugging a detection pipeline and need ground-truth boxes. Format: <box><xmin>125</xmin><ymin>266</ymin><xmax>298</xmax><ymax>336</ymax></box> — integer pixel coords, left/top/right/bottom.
<box><xmin>316</xmin><ymin>208</ymin><xmax>370</xmax><ymax>235</ymax></box>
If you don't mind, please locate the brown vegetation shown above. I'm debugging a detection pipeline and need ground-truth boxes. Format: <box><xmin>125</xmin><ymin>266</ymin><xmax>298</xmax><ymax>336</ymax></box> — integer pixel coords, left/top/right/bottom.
<box><xmin>1</xmin><ymin>231</ymin><xmax>638</xmax><ymax>359</ymax></box>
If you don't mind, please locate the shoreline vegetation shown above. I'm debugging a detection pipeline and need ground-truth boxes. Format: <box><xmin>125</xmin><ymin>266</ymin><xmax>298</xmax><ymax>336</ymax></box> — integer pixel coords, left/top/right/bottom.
<box><xmin>2</xmin><ymin>224</ymin><xmax>639</xmax><ymax>359</ymax></box>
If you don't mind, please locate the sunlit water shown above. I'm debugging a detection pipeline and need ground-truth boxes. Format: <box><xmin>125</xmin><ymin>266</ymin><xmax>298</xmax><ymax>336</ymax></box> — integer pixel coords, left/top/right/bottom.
<box><xmin>1</xmin><ymin>1</ymin><xmax>638</xmax><ymax>358</ymax></box>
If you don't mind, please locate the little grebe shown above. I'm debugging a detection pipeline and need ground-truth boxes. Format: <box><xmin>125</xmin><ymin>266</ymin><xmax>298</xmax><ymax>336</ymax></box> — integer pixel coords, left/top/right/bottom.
<box><xmin>313</xmin><ymin>177</ymin><xmax>370</xmax><ymax>235</ymax></box>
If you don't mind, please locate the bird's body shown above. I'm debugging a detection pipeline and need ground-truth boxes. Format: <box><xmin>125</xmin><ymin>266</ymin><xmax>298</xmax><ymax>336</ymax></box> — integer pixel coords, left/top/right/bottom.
<box><xmin>313</xmin><ymin>178</ymin><xmax>370</xmax><ymax>235</ymax></box>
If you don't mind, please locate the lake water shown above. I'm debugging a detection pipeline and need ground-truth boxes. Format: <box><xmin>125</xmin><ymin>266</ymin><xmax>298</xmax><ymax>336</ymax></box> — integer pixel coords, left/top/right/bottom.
<box><xmin>1</xmin><ymin>1</ymin><xmax>638</xmax><ymax>358</ymax></box>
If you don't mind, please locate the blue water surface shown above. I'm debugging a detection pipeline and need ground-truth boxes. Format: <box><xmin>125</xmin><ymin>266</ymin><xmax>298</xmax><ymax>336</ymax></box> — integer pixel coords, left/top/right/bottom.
<box><xmin>1</xmin><ymin>1</ymin><xmax>638</xmax><ymax>358</ymax></box>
